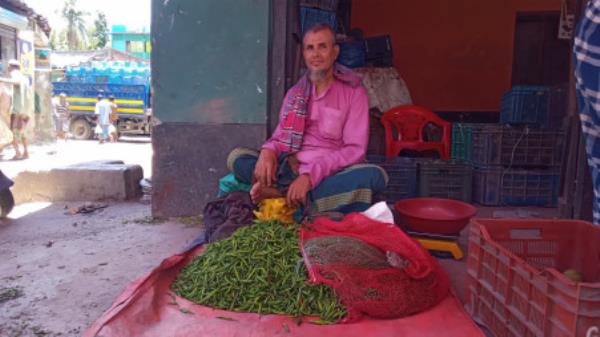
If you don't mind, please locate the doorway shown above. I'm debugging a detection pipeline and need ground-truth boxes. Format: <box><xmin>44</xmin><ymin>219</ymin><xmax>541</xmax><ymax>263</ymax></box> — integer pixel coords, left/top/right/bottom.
<box><xmin>511</xmin><ymin>12</ymin><xmax>570</xmax><ymax>86</ymax></box>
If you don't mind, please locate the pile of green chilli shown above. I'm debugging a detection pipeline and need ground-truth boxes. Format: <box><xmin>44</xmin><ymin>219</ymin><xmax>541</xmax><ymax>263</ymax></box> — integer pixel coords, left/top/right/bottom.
<box><xmin>172</xmin><ymin>220</ymin><xmax>346</xmax><ymax>322</ymax></box>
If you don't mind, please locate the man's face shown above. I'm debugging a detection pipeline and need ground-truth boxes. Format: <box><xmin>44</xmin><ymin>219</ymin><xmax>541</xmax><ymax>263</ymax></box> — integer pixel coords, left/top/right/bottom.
<box><xmin>303</xmin><ymin>29</ymin><xmax>339</xmax><ymax>81</ymax></box>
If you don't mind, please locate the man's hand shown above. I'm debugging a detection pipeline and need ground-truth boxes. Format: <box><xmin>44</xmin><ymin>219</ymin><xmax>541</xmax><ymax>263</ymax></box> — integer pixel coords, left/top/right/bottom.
<box><xmin>254</xmin><ymin>149</ymin><xmax>278</xmax><ymax>187</ymax></box>
<box><xmin>250</xmin><ymin>181</ymin><xmax>262</xmax><ymax>204</ymax></box>
<box><xmin>286</xmin><ymin>174</ymin><xmax>312</xmax><ymax>207</ymax></box>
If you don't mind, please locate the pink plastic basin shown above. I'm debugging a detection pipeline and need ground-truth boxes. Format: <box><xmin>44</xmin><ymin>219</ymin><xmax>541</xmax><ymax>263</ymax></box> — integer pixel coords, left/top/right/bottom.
<box><xmin>394</xmin><ymin>198</ymin><xmax>477</xmax><ymax>235</ymax></box>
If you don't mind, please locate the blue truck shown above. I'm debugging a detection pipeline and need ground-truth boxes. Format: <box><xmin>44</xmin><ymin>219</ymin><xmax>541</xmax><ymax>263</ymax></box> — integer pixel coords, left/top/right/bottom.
<box><xmin>52</xmin><ymin>62</ymin><xmax>152</xmax><ymax>139</ymax></box>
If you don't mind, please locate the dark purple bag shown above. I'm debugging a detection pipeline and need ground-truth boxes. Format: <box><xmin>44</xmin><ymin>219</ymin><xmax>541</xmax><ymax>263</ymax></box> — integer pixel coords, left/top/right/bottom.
<box><xmin>203</xmin><ymin>191</ymin><xmax>255</xmax><ymax>243</ymax></box>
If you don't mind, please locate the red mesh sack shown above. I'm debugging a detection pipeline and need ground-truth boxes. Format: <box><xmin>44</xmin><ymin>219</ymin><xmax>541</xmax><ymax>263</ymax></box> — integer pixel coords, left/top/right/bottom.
<box><xmin>300</xmin><ymin>212</ymin><xmax>449</xmax><ymax>322</ymax></box>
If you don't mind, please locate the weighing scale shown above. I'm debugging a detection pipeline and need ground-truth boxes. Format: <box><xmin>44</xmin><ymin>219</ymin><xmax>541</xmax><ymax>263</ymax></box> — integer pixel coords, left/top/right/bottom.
<box><xmin>393</xmin><ymin>197</ymin><xmax>477</xmax><ymax>260</ymax></box>
<box><xmin>405</xmin><ymin>229</ymin><xmax>464</xmax><ymax>260</ymax></box>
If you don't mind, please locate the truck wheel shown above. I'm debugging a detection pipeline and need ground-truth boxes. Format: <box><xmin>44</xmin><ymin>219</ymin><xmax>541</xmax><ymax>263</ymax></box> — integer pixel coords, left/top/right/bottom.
<box><xmin>70</xmin><ymin>119</ymin><xmax>93</xmax><ymax>140</ymax></box>
<box><xmin>0</xmin><ymin>188</ymin><xmax>14</xmax><ymax>219</ymax></box>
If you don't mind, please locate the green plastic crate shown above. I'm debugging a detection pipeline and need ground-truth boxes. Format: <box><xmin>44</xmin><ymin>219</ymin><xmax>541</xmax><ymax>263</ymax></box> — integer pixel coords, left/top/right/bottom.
<box><xmin>451</xmin><ymin>123</ymin><xmax>478</xmax><ymax>161</ymax></box>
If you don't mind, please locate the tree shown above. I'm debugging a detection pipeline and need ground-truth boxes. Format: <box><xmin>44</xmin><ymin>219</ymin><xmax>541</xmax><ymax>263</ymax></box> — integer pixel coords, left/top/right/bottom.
<box><xmin>61</xmin><ymin>0</ymin><xmax>89</xmax><ymax>50</ymax></box>
<box><xmin>92</xmin><ymin>12</ymin><xmax>108</xmax><ymax>49</ymax></box>
<box><xmin>49</xmin><ymin>30</ymin><xmax>68</xmax><ymax>51</ymax></box>
<box><xmin>49</xmin><ymin>30</ymin><xmax>58</xmax><ymax>50</ymax></box>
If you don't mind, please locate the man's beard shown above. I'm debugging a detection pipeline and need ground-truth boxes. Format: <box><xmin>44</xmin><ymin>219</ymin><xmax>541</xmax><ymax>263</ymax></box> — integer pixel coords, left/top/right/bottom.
<box><xmin>308</xmin><ymin>69</ymin><xmax>328</xmax><ymax>82</ymax></box>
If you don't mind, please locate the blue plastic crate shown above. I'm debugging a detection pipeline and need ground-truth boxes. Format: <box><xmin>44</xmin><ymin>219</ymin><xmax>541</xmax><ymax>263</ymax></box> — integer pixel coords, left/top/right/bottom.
<box><xmin>366</xmin><ymin>155</ymin><xmax>418</xmax><ymax>202</ymax></box>
<box><xmin>500</xmin><ymin>86</ymin><xmax>550</xmax><ymax>126</ymax></box>
<box><xmin>337</xmin><ymin>40</ymin><xmax>366</xmax><ymax>68</ymax></box>
<box><xmin>300</xmin><ymin>6</ymin><xmax>337</xmax><ymax>33</ymax></box>
<box><xmin>472</xmin><ymin>166</ymin><xmax>560</xmax><ymax>207</ymax></box>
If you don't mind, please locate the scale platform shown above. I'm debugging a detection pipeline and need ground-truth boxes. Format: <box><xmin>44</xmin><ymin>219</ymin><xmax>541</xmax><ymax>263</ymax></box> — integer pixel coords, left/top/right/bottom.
<box><xmin>405</xmin><ymin>229</ymin><xmax>464</xmax><ymax>260</ymax></box>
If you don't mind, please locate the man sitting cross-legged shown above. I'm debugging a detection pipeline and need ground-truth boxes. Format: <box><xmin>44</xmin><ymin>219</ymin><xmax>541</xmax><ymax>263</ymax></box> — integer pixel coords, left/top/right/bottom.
<box><xmin>227</xmin><ymin>23</ymin><xmax>387</xmax><ymax>218</ymax></box>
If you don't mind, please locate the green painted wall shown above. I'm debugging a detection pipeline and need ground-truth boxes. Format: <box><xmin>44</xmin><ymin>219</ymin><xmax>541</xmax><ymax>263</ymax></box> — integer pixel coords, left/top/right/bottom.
<box><xmin>151</xmin><ymin>0</ymin><xmax>269</xmax><ymax>124</ymax></box>
<box><xmin>112</xmin><ymin>40</ymin><xmax>126</xmax><ymax>52</ymax></box>
<box><xmin>111</xmin><ymin>33</ymin><xmax>151</xmax><ymax>60</ymax></box>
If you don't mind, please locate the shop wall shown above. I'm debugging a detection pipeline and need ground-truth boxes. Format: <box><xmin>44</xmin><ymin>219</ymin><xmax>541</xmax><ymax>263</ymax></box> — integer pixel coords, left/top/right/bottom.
<box><xmin>151</xmin><ymin>0</ymin><xmax>269</xmax><ymax>217</ymax></box>
<box><xmin>351</xmin><ymin>0</ymin><xmax>561</xmax><ymax>112</ymax></box>
<box><xmin>152</xmin><ymin>0</ymin><xmax>268</xmax><ymax>124</ymax></box>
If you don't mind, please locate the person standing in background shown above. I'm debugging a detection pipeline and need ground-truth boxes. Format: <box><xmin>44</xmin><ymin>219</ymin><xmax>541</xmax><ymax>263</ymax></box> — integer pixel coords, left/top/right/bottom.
<box><xmin>2</xmin><ymin>59</ymin><xmax>29</xmax><ymax>160</ymax></box>
<box><xmin>52</xmin><ymin>93</ymin><xmax>70</xmax><ymax>141</ymax></box>
<box><xmin>94</xmin><ymin>94</ymin><xmax>111</xmax><ymax>144</ymax></box>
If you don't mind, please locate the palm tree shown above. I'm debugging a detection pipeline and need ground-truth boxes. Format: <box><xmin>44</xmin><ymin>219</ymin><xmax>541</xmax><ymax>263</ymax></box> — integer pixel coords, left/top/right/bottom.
<box><xmin>61</xmin><ymin>0</ymin><xmax>89</xmax><ymax>50</ymax></box>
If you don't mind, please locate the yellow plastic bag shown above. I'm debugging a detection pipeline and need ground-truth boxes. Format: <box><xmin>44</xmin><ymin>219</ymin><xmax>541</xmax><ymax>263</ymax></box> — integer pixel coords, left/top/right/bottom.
<box><xmin>253</xmin><ymin>198</ymin><xmax>296</xmax><ymax>224</ymax></box>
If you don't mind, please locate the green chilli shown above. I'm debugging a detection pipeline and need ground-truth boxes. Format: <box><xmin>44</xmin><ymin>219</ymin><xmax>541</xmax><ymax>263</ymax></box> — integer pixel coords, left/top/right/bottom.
<box><xmin>171</xmin><ymin>220</ymin><xmax>345</xmax><ymax>323</ymax></box>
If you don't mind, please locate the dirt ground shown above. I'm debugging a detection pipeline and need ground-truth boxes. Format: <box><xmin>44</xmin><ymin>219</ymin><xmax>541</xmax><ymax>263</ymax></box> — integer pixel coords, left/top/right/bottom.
<box><xmin>0</xmin><ymin>138</ymin><xmax>194</xmax><ymax>337</ymax></box>
<box><xmin>0</xmin><ymin>200</ymin><xmax>203</xmax><ymax>337</ymax></box>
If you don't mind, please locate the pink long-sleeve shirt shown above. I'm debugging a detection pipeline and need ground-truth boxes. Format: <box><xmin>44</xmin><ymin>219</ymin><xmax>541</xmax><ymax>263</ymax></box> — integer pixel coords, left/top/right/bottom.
<box><xmin>263</xmin><ymin>79</ymin><xmax>369</xmax><ymax>187</ymax></box>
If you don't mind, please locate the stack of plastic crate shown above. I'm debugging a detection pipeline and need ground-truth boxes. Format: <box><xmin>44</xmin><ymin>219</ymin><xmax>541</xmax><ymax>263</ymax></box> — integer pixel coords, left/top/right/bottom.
<box><xmin>447</xmin><ymin>84</ymin><xmax>568</xmax><ymax>207</ymax></box>
<box><xmin>471</xmin><ymin>124</ymin><xmax>565</xmax><ymax>207</ymax></box>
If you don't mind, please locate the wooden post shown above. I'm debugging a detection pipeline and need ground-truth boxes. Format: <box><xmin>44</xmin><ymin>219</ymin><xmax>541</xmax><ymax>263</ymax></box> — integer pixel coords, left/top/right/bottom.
<box><xmin>268</xmin><ymin>0</ymin><xmax>301</xmax><ymax>137</ymax></box>
<box><xmin>268</xmin><ymin>0</ymin><xmax>289</xmax><ymax>136</ymax></box>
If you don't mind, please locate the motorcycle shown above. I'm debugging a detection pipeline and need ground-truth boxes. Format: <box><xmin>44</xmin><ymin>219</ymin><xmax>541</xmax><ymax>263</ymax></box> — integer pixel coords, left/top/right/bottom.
<box><xmin>0</xmin><ymin>170</ymin><xmax>14</xmax><ymax>218</ymax></box>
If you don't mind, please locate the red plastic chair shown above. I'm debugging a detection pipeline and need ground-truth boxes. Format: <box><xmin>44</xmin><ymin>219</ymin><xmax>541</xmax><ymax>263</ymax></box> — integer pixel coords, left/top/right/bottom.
<box><xmin>380</xmin><ymin>105</ymin><xmax>451</xmax><ymax>159</ymax></box>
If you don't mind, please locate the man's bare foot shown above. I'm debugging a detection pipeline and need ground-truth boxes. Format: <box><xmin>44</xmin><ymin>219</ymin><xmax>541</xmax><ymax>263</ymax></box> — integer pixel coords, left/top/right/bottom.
<box><xmin>250</xmin><ymin>182</ymin><xmax>283</xmax><ymax>203</ymax></box>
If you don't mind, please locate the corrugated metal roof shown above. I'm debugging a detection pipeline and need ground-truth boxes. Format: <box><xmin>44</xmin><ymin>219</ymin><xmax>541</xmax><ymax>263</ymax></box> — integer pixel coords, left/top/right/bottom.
<box><xmin>0</xmin><ymin>0</ymin><xmax>51</xmax><ymax>36</ymax></box>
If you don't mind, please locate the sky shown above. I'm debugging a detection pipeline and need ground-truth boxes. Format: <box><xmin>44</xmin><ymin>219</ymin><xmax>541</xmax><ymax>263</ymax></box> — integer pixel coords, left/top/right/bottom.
<box><xmin>24</xmin><ymin>0</ymin><xmax>151</xmax><ymax>32</ymax></box>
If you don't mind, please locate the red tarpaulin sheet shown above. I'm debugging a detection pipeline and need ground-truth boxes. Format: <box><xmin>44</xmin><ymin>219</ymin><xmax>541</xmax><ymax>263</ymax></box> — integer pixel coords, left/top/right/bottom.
<box><xmin>83</xmin><ymin>246</ymin><xmax>485</xmax><ymax>337</ymax></box>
